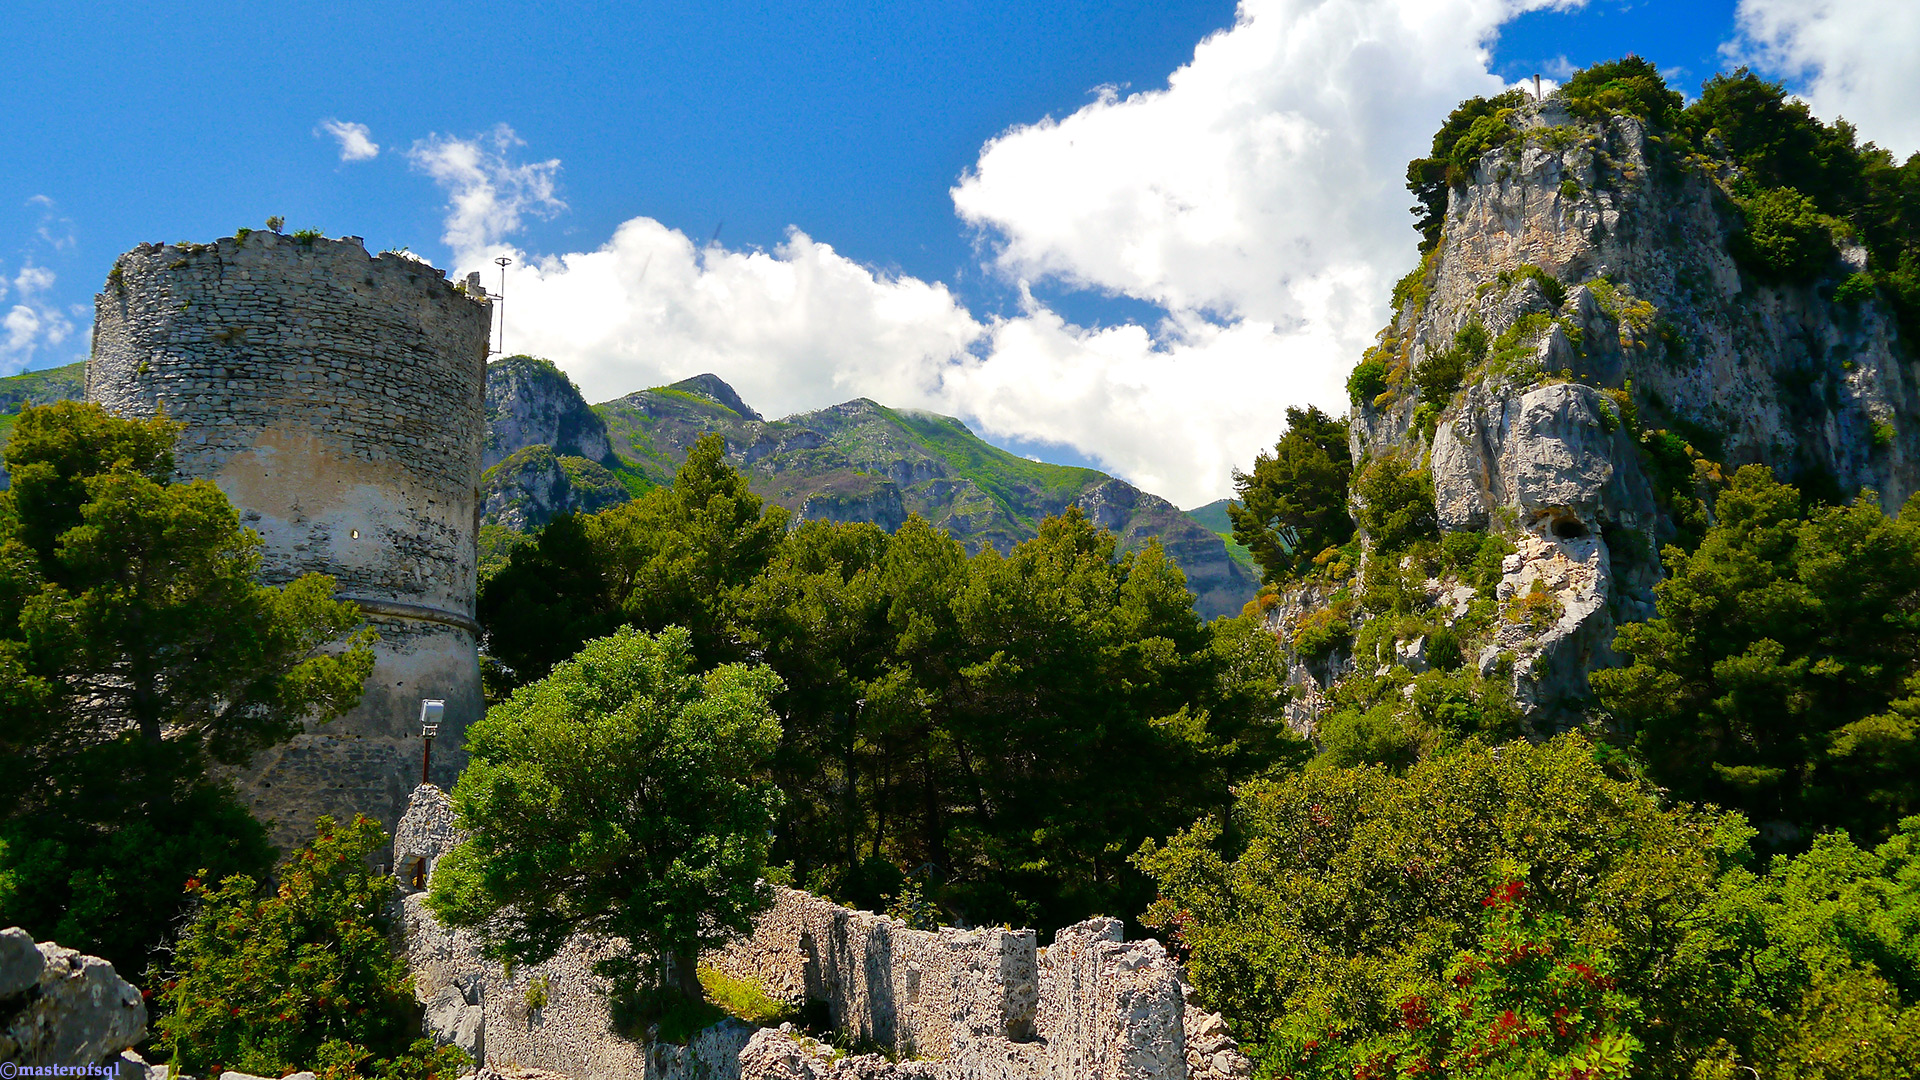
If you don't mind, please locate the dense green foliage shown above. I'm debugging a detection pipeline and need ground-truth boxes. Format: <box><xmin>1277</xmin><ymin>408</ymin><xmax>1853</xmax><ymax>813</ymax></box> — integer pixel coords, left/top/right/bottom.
<box><xmin>430</xmin><ymin>626</ymin><xmax>784</xmax><ymax>1001</ymax></box>
<box><xmin>479</xmin><ymin>432</ymin><xmax>789</xmax><ymax>689</ymax></box>
<box><xmin>156</xmin><ymin>816</ymin><xmax>467</xmax><ymax>1080</ymax></box>
<box><xmin>1685</xmin><ymin>70</ymin><xmax>1920</xmax><ymax>334</ymax></box>
<box><xmin>1732</xmin><ymin>186</ymin><xmax>1839</xmax><ymax>282</ymax></box>
<box><xmin>1593</xmin><ymin>466</ymin><xmax>1920</xmax><ymax>846</ymax></box>
<box><xmin>1345</xmin><ymin>359</ymin><xmax>1389</xmax><ymax>406</ymax></box>
<box><xmin>1138</xmin><ymin>737</ymin><xmax>1920</xmax><ymax>1079</ymax></box>
<box><xmin>1228</xmin><ymin>407</ymin><xmax>1354</xmax><ymax>581</ymax></box>
<box><xmin>479</xmin><ymin>445</ymin><xmax>1299</xmax><ymax>931</ymax></box>
<box><xmin>0</xmin><ymin>403</ymin><xmax>374</xmax><ymax>976</ymax></box>
<box><xmin>1352</xmin><ymin>453</ymin><xmax>1437</xmax><ymax>555</ymax></box>
<box><xmin>1559</xmin><ymin>55</ymin><xmax>1683</xmax><ymax>127</ymax></box>
<box><xmin>1405</xmin><ymin>90</ymin><xmax>1526</xmax><ymax>251</ymax></box>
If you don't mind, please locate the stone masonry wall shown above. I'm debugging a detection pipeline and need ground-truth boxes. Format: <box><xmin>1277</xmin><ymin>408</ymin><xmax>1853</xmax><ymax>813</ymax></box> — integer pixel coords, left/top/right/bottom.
<box><xmin>87</xmin><ymin>233</ymin><xmax>491</xmax><ymax>846</ymax></box>
<box><xmin>392</xmin><ymin>786</ymin><xmax>1251</xmax><ymax>1080</ymax></box>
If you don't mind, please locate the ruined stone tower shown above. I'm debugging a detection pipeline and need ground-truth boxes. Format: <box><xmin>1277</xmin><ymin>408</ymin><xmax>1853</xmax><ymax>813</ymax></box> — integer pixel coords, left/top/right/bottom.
<box><xmin>87</xmin><ymin>231</ymin><xmax>490</xmax><ymax>845</ymax></box>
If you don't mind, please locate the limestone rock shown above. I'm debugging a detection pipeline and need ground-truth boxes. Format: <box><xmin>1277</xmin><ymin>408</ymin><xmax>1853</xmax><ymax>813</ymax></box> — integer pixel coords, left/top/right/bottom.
<box><xmin>0</xmin><ymin>927</ymin><xmax>44</xmax><ymax>998</ymax></box>
<box><xmin>1</xmin><ymin>936</ymin><xmax>147</xmax><ymax>1066</ymax></box>
<box><xmin>480</xmin><ymin>444</ymin><xmax>629</xmax><ymax>533</ymax></box>
<box><xmin>484</xmin><ymin>355</ymin><xmax>613</xmax><ymax>470</ymax></box>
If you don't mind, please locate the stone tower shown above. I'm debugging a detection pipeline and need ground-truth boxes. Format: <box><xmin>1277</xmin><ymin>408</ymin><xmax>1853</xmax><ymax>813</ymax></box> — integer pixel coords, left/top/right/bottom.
<box><xmin>87</xmin><ymin>231</ymin><xmax>491</xmax><ymax>846</ymax></box>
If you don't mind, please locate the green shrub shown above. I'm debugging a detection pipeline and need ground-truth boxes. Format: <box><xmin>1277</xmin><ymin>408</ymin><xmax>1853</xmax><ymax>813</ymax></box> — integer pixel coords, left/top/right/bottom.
<box><xmin>1135</xmin><ymin>736</ymin><xmax>1747</xmax><ymax>1074</ymax></box>
<box><xmin>698</xmin><ymin>965</ymin><xmax>796</xmax><ymax>1026</ymax></box>
<box><xmin>1834</xmin><ymin>272</ymin><xmax>1876</xmax><ymax>304</ymax></box>
<box><xmin>1872</xmin><ymin>419</ymin><xmax>1897</xmax><ymax>448</ymax></box>
<box><xmin>155</xmin><ymin>816</ymin><xmax>467</xmax><ymax>1080</ymax></box>
<box><xmin>1412</xmin><ymin>322</ymin><xmax>1487</xmax><ymax>406</ymax></box>
<box><xmin>1559</xmin><ymin>177</ymin><xmax>1581</xmax><ymax>200</ymax></box>
<box><xmin>1735</xmin><ymin>187</ymin><xmax>1836</xmax><ymax>282</ymax></box>
<box><xmin>1346</xmin><ymin>360</ymin><xmax>1389</xmax><ymax>406</ymax></box>
<box><xmin>1354</xmin><ymin>454</ymin><xmax>1437</xmax><ymax>555</ymax></box>
<box><xmin>1496</xmin><ymin>264</ymin><xmax>1567</xmax><ymax>309</ymax></box>
<box><xmin>1561</xmin><ymin>56</ymin><xmax>1683</xmax><ymax>127</ymax></box>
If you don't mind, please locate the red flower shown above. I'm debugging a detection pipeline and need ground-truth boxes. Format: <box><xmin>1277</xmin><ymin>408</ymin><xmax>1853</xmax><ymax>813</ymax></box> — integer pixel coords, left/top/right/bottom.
<box><xmin>1482</xmin><ymin>880</ymin><xmax>1525</xmax><ymax>908</ymax></box>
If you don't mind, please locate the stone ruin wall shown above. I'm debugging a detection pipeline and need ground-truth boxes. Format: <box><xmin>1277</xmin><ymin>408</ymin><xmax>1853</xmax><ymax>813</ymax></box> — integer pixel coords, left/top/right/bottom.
<box><xmin>392</xmin><ymin>786</ymin><xmax>1252</xmax><ymax>1080</ymax></box>
<box><xmin>87</xmin><ymin>232</ymin><xmax>492</xmax><ymax>846</ymax></box>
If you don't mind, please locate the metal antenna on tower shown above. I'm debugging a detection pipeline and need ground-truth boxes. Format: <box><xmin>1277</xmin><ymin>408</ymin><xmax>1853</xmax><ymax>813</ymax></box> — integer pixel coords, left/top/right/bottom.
<box><xmin>493</xmin><ymin>255</ymin><xmax>512</xmax><ymax>355</ymax></box>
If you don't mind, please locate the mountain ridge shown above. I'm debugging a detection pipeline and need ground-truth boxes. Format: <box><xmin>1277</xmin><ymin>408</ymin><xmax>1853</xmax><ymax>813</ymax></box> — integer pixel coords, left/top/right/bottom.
<box><xmin>484</xmin><ymin>357</ymin><xmax>1259</xmax><ymax>618</ymax></box>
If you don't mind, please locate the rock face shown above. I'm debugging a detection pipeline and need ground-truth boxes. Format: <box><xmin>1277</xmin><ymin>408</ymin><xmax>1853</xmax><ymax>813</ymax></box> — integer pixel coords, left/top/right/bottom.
<box><xmin>1303</xmin><ymin>94</ymin><xmax>1920</xmax><ymax>722</ymax></box>
<box><xmin>484</xmin><ymin>356</ymin><xmax>613</xmax><ymax>470</ymax></box>
<box><xmin>0</xmin><ymin>928</ymin><xmax>147</xmax><ymax>1066</ymax></box>
<box><xmin>480</xmin><ymin>445</ymin><xmax>628</xmax><ymax>532</ymax></box>
<box><xmin>392</xmin><ymin>786</ymin><xmax>1246</xmax><ymax>1080</ymax></box>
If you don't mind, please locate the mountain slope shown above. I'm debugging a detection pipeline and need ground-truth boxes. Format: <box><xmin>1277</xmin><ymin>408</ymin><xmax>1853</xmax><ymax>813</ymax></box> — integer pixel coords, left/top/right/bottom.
<box><xmin>587</xmin><ymin>375</ymin><xmax>1259</xmax><ymax>618</ymax></box>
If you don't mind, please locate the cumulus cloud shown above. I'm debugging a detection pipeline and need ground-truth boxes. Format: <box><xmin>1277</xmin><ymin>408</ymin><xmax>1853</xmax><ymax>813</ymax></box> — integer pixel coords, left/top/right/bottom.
<box><xmin>0</xmin><ymin>262</ymin><xmax>74</xmax><ymax>375</ymax></box>
<box><xmin>317</xmin><ymin>118</ymin><xmax>381</xmax><ymax>162</ymax></box>
<box><xmin>1729</xmin><ymin>0</ymin><xmax>1920</xmax><ymax>156</ymax></box>
<box><xmin>410</xmin><ymin>125</ymin><xmax>565</xmax><ymax>254</ymax></box>
<box><xmin>465</xmin><ymin>219</ymin><xmax>986</xmax><ymax>424</ymax></box>
<box><xmin>428</xmin><ymin>0</ymin><xmax>1582</xmax><ymax>507</ymax></box>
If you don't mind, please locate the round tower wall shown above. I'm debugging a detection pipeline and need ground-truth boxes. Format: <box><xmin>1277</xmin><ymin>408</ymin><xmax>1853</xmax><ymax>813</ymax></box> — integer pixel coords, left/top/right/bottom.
<box><xmin>87</xmin><ymin>231</ymin><xmax>490</xmax><ymax>845</ymax></box>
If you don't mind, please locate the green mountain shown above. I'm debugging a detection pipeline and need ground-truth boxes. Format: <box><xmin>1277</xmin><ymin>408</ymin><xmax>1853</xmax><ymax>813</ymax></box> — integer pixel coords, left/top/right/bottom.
<box><xmin>1183</xmin><ymin>497</ymin><xmax>1257</xmax><ymax>575</ymax></box>
<box><xmin>0</xmin><ymin>362</ymin><xmax>87</xmax><ymax>488</ymax></box>
<box><xmin>580</xmin><ymin>373</ymin><xmax>1258</xmax><ymax>618</ymax></box>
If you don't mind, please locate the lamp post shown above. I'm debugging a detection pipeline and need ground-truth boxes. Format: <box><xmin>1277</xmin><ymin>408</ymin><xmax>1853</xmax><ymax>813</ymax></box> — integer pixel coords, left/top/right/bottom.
<box><xmin>419</xmin><ymin>699</ymin><xmax>445</xmax><ymax>785</ymax></box>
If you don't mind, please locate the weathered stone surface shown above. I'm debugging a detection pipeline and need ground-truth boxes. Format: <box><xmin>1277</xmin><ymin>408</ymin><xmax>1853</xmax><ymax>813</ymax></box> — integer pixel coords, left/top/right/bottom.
<box><xmin>1036</xmin><ymin>920</ymin><xmax>1186</xmax><ymax>1080</ymax></box>
<box><xmin>483</xmin><ymin>356</ymin><xmax>612</xmax><ymax>471</ymax></box>
<box><xmin>1</xmin><ymin>937</ymin><xmax>147</xmax><ymax>1066</ymax></box>
<box><xmin>87</xmin><ymin>232</ymin><xmax>491</xmax><ymax>847</ymax></box>
<box><xmin>1312</xmin><ymin>92</ymin><xmax>1920</xmax><ymax>726</ymax></box>
<box><xmin>481</xmin><ymin>445</ymin><xmax>628</xmax><ymax>533</ymax></box>
<box><xmin>0</xmin><ymin>926</ymin><xmax>44</xmax><ymax>998</ymax></box>
<box><xmin>394</xmin><ymin>787</ymin><xmax>1226</xmax><ymax>1079</ymax></box>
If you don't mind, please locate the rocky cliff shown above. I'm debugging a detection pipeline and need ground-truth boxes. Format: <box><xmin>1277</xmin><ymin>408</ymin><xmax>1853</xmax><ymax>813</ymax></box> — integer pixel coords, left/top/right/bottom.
<box><xmin>1280</xmin><ymin>89</ymin><xmax>1919</xmax><ymax>724</ymax></box>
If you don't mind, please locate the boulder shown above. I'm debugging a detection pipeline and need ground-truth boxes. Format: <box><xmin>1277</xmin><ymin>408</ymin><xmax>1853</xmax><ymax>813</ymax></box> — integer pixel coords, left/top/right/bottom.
<box><xmin>0</xmin><ymin>927</ymin><xmax>43</xmax><ymax>998</ymax></box>
<box><xmin>0</xmin><ymin>934</ymin><xmax>147</xmax><ymax>1066</ymax></box>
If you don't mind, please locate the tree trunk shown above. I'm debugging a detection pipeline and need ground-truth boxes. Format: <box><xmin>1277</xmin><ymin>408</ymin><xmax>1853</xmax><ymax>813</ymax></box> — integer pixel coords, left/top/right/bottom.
<box><xmin>670</xmin><ymin>950</ymin><xmax>703</xmax><ymax>1001</ymax></box>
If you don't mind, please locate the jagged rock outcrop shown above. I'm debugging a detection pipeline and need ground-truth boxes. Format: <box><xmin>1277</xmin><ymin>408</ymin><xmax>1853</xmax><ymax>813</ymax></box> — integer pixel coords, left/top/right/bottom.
<box><xmin>0</xmin><ymin>927</ymin><xmax>148</xmax><ymax>1066</ymax></box>
<box><xmin>1305</xmin><ymin>92</ymin><xmax>1920</xmax><ymax>722</ymax></box>
<box><xmin>484</xmin><ymin>356</ymin><xmax>613</xmax><ymax>470</ymax></box>
<box><xmin>480</xmin><ymin>445</ymin><xmax>629</xmax><ymax>532</ymax></box>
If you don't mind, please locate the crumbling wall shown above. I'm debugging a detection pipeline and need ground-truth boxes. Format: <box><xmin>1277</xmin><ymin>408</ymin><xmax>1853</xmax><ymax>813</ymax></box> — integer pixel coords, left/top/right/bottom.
<box><xmin>392</xmin><ymin>787</ymin><xmax>1249</xmax><ymax>1080</ymax></box>
<box><xmin>87</xmin><ymin>232</ymin><xmax>491</xmax><ymax>846</ymax></box>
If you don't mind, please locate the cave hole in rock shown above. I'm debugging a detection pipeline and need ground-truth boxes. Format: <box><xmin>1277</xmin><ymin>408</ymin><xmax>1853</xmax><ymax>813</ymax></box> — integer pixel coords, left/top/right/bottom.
<box><xmin>1539</xmin><ymin>509</ymin><xmax>1591</xmax><ymax>539</ymax></box>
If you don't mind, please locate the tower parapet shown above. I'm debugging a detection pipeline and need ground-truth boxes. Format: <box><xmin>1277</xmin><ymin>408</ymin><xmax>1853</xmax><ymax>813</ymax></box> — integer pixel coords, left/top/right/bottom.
<box><xmin>88</xmin><ymin>230</ymin><xmax>490</xmax><ymax>845</ymax></box>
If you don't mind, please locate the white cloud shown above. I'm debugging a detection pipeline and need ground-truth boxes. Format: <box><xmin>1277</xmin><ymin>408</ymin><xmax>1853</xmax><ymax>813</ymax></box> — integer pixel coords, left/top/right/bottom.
<box><xmin>1729</xmin><ymin>0</ymin><xmax>1920</xmax><ymax>156</ymax></box>
<box><xmin>27</xmin><ymin>194</ymin><xmax>74</xmax><ymax>252</ymax></box>
<box><xmin>318</xmin><ymin>119</ymin><xmax>381</xmax><ymax>162</ymax></box>
<box><xmin>409</xmin><ymin>125</ymin><xmax>565</xmax><ymax>254</ymax></box>
<box><xmin>0</xmin><ymin>263</ymin><xmax>74</xmax><ymax>375</ymax></box>
<box><xmin>424</xmin><ymin>0</ymin><xmax>1584</xmax><ymax>507</ymax></box>
<box><xmin>463</xmin><ymin>219</ymin><xmax>986</xmax><ymax>426</ymax></box>
<box><xmin>14</xmin><ymin>265</ymin><xmax>55</xmax><ymax>299</ymax></box>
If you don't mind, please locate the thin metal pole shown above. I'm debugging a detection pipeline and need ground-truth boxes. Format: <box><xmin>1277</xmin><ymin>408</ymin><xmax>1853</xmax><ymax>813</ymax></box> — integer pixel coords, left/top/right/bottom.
<box><xmin>495</xmin><ymin>256</ymin><xmax>512</xmax><ymax>355</ymax></box>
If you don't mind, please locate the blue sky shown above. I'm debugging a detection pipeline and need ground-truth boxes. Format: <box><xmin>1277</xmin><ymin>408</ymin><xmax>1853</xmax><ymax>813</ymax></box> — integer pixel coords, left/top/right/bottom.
<box><xmin>5</xmin><ymin>0</ymin><xmax>1912</xmax><ymax>505</ymax></box>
